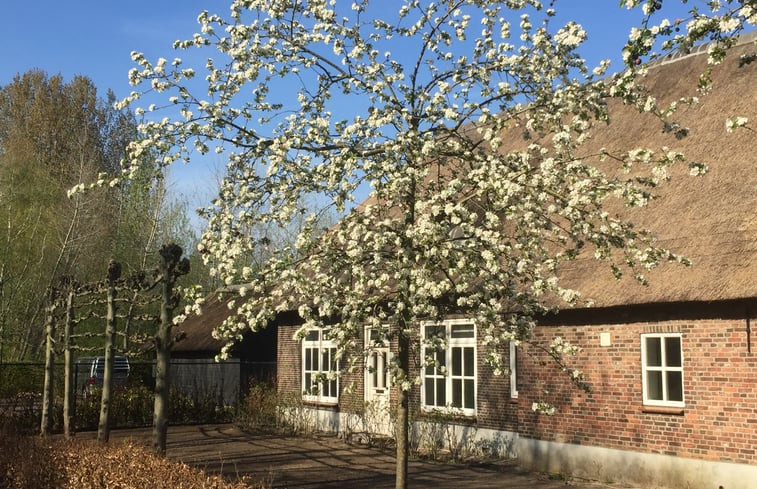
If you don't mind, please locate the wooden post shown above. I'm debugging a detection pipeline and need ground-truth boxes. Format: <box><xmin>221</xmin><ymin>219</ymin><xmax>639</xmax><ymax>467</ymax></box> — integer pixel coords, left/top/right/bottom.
<box><xmin>98</xmin><ymin>260</ymin><xmax>121</xmax><ymax>443</ymax></box>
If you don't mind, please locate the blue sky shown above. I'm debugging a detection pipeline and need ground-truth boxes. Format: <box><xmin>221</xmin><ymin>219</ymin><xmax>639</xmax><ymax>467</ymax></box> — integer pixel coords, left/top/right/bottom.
<box><xmin>1</xmin><ymin>1</ymin><xmax>696</xmax><ymax>222</ymax></box>
<box><xmin>2</xmin><ymin>2</ymin><xmax>698</xmax><ymax>97</ymax></box>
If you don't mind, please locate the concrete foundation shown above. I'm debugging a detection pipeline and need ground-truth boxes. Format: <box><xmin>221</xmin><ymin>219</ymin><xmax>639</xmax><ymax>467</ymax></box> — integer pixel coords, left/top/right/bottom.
<box><xmin>303</xmin><ymin>407</ymin><xmax>756</xmax><ymax>489</ymax></box>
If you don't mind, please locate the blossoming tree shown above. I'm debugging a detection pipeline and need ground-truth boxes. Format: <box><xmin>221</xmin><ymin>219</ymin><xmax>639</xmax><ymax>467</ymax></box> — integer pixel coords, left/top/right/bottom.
<box><xmin>115</xmin><ymin>0</ymin><xmax>754</xmax><ymax>486</ymax></box>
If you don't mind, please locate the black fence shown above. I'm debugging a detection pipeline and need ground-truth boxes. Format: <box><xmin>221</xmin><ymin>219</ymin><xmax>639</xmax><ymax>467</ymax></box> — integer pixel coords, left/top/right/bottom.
<box><xmin>0</xmin><ymin>359</ymin><xmax>276</xmax><ymax>433</ymax></box>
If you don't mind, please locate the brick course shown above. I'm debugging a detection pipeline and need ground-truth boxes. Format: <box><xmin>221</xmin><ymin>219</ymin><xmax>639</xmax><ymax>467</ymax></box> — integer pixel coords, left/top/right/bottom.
<box><xmin>276</xmin><ymin>307</ymin><xmax>757</xmax><ymax>466</ymax></box>
<box><xmin>518</xmin><ymin>316</ymin><xmax>757</xmax><ymax>464</ymax></box>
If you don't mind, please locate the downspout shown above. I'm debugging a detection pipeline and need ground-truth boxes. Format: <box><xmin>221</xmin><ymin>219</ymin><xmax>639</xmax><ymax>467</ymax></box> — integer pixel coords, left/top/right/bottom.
<box><xmin>746</xmin><ymin>308</ymin><xmax>751</xmax><ymax>354</ymax></box>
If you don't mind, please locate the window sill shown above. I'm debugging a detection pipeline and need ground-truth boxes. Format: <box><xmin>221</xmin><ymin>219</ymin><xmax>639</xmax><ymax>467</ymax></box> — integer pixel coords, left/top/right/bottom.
<box><xmin>419</xmin><ymin>408</ymin><xmax>477</xmax><ymax>424</ymax></box>
<box><xmin>302</xmin><ymin>399</ymin><xmax>340</xmax><ymax>410</ymax></box>
<box><xmin>641</xmin><ymin>405</ymin><xmax>684</xmax><ymax>415</ymax></box>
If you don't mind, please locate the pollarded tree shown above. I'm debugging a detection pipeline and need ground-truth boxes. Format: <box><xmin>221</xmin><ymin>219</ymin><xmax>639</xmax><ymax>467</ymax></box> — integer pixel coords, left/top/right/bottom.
<box><xmin>116</xmin><ymin>1</ymin><xmax>754</xmax><ymax>487</ymax></box>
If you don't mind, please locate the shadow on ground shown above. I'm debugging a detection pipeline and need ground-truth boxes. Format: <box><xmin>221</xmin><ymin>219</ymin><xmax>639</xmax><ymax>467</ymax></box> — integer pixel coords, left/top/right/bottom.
<box><xmin>104</xmin><ymin>424</ymin><xmax>636</xmax><ymax>489</ymax></box>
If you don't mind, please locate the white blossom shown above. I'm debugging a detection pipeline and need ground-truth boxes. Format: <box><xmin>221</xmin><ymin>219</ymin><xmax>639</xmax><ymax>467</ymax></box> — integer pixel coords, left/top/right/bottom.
<box><xmin>105</xmin><ymin>0</ymin><xmax>749</xmax><ymax>432</ymax></box>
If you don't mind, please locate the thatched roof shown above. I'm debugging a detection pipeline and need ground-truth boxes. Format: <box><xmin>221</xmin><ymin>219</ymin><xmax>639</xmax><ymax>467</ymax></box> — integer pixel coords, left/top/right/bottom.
<box><xmin>188</xmin><ymin>34</ymin><xmax>756</xmax><ymax>331</ymax></box>
<box><xmin>173</xmin><ymin>286</ymin><xmax>247</xmax><ymax>354</ymax></box>
<box><xmin>342</xmin><ymin>32</ymin><xmax>756</xmax><ymax>312</ymax></box>
<box><xmin>558</xmin><ymin>32</ymin><xmax>757</xmax><ymax>308</ymax></box>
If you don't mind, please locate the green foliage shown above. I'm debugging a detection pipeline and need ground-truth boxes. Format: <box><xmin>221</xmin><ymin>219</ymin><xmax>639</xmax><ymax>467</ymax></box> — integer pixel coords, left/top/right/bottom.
<box><xmin>0</xmin><ymin>70</ymin><xmax>210</xmax><ymax>362</ymax></box>
<box><xmin>235</xmin><ymin>382</ymin><xmax>281</xmax><ymax>432</ymax></box>
<box><xmin>169</xmin><ymin>387</ymin><xmax>233</xmax><ymax>425</ymax></box>
<box><xmin>75</xmin><ymin>385</ymin><xmax>154</xmax><ymax>431</ymax></box>
<box><xmin>235</xmin><ymin>381</ymin><xmax>317</xmax><ymax>435</ymax></box>
<box><xmin>1</xmin><ymin>380</ymin><xmax>234</xmax><ymax>435</ymax></box>
<box><xmin>0</xmin><ymin>363</ymin><xmax>47</xmax><ymax>398</ymax></box>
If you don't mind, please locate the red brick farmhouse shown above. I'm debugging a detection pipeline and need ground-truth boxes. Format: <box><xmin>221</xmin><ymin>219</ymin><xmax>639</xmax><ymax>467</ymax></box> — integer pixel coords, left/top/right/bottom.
<box><xmin>272</xmin><ymin>33</ymin><xmax>757</xmax><ymax>489</ymax></box>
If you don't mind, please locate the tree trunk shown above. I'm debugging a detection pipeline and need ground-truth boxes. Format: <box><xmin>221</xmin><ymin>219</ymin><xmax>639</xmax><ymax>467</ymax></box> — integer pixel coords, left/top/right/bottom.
<box><xmin>63</xmin><ymin>287</ymin><xmax>75</xmax><ymax>438</ymax></box>
<box><xmin>153</xmin><ymin>290</ymin><xmax>171</xmax><ymax>456</ymax></box>
<box><xmin>39</xmin><ymin>290</ymin><xmax>56</xmax><ymax>437</ymax></box>
<box><xmin>153</xmin><ymin>244</ymin><xmax>188</xmax><ymax>455</ymax></box>
<box><xmin>98</xmin><ymin>261</ymin><xmax>120</xmax><ymax>443</ymax></box>
<box><xmin>395</xmin><ymin>330</ymin><xmax>410</xmax><ymax>489</ymax></box>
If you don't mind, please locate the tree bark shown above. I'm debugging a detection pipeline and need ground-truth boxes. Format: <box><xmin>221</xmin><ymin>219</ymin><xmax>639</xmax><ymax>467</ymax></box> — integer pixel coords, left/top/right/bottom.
<box><xmin>153</xmin><ymin>244</ymin><xmax>188</xmax><ymax>456</ymax></box>
<box><xmin>39</xmin><ymin>289</ymin><xmax>56</xmax><ymax>437</ymax></box>
<box><xmin>63</xmin><ymin>287</ymin><xmax>75</xmax><ymax>438</ymax></box>
<box><xmin>98</xmin><ymin>260</ymin><xmax>120</xmax><ymax>443</ymax></box>
<box><xmin>152</xmin><ymin>276</ymin><xmax>171</xmax><ymax>455</ymax></box>
<box><xmin>395</xmin><ymin>329</ymin><xmax>410</xmax><ymax>489</ymax></box>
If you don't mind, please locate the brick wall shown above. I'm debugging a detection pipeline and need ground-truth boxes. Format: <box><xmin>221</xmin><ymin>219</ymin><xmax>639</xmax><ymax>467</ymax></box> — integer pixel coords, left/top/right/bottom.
<box><xmin>516</xmin><ymin>316</ymin><xmax>757</xmax><ymax>464</ymax></box>
<box><xmin>276</xmin><ymin>323</ymin><xmax>365</xmax><ymax>412</ymax></box>
<box><xmin>277</xmin><ymin>325</ymin><xmax>301</xmax><ymax>396</ymax></box>
<box><xmin>276</xmin><ymin>310</ymin><xmax>757</xmax><ymax>465</ymax></box>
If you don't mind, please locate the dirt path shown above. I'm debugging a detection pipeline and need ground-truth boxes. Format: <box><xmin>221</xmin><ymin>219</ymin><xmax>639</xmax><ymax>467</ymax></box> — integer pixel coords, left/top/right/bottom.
<box><xmin>105</xmin><ymin>424</ymin><xmax>638</xmax><ymax>489</ymax></box>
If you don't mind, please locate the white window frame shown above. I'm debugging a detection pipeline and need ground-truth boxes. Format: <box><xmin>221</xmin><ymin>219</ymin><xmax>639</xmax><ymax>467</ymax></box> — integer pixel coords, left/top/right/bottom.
<box><xmin>641</xmin><ymin>333</ymin><xmax>684</xmax><ymax>408</ymax></box>
<box><xmin>421</xmin><ymin>319</ymin><xmax>477</xmax><ymax>416</ymax></box>
<box><xmin>509</xmin><ymin>341</ymin><xmax>518</xmax><ymax>399</ymax></box>
<box><xmin>302</xmin><ymin>328</ymin><xmax>339</xmax><ymax>404</ymax></box>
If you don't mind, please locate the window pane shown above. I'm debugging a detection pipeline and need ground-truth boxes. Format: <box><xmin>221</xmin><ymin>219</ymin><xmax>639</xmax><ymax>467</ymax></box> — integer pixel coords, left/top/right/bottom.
<box><xmin>452</xmin><ymin>348</ymin><xmax>461</xmax><ymax>376</ymax></box>
<box><xmin>436</xmin><ymin>379</ymin><xmax>446</xmax><ymax>406</ymax></box>
<box><xmin>452</xmin><ymin>379</ymin><xmax>462</xmax><ymax>407</ymax></box>
<box><xmin>665</xmin><ymin>337</ymin><xmax>682</xmax><ymax>367</ymax></box>
<box><xmin>379</xmin><ymin>353</ymin><xmax>387</xmax><ymax>389</ymax></box>
<box><xmin>305</xmin><ymin>349</ymin><xmax>312</xmax><ymax>369</ymax></box>
<box><xmin>305</xmin><ymin>330</ymin><xmax>319</xmax><ymax>341</ymax></box>
<box><xmin>667</xmin><ymin>371</ymin><xmax>683</xmax><ymax>401</ymax></box>
<box><xmin>426</xmin><ymin>325</ymin><xmax>445</xmax><ymax>339</ymax></box>
<box><xmin>371</xmin><ymin>353</ymin><xmax>378</xmax><ymax>387</ymax></box>
<box><xmin>464</xmin><ymin>379</ymin><xmax>475</xmax><ymax>409</ymax></box>
<box><xmin>645</xmin><ymin>337</ymin><xmax>662</xmax><ymax>366</ymax></box>
<box><xmin>304</xmin><ymin>373</ymin><xmax>312</xmax><ymax>393</ymax></box>
<box><xmin>425</xmin><ymin>379</ymin><xmax>435</xmax><ymax>407</ymax></box>
<box><xmin>329</xmin><ymin>379</ymin><xmax>338</xmax><ymax>397</ymax></box>
<box><xmin>646</xmin><ymin>371</ymin><xmax>663</xmax><ymax>400</ymax></box>
<box><xmin>464</xmin><ymin>347</ymin><xmax>474</xmax><ymax>376</ymax></box>
<box><xmin>436</xmin><ymin>350</ymin><xmax>446</xmax><ymax>368</ymax></box>
<box><xmin>330</xmin><ymin>348</ymin><xmax>338</xmax><ymax>370</ymax></box>
<box><xmin>425</xmin><ymin>363</ymin><xmax>435</xmax><ymax>376</ymax></box>
<box><xmin>450</xmin><ymin>323</ymin><xmax>474</xmax><ymax>338</ymax></box>
<box><xmin>383</xmin><ymin>359</ymin><xmax>390</xmax><ymax>389</ymax></box>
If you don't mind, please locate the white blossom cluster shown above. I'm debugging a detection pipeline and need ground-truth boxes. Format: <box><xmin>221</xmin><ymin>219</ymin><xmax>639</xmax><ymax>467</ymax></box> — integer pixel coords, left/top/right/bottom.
<box><xmin>725</xmin><ymin>115</ymin><xmax>750</xmax><ymax>132</ymax></box>
<box><xmin>111</xmin><ymin>0</ymin><xmax>751</xmax><ymax>409</ymax></box>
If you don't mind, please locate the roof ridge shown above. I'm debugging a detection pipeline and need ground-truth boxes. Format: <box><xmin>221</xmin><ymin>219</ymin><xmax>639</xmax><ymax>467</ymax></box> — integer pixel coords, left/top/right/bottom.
<box><xmin>649</xmin><ymin>29</ymin><xmax>757</xmax><ymax>68</ymax></box>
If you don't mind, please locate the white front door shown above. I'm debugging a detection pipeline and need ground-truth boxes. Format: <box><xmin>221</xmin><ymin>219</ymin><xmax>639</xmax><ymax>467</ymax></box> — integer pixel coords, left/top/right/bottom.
<box><xmin>365</xmin><ymin>328</ymin><xmax>391</xmax><ymax>435</ymax></box>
